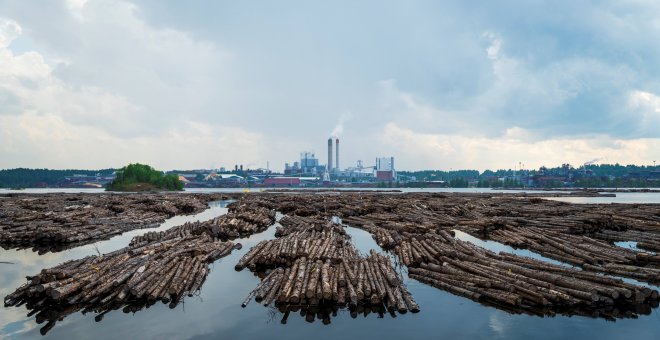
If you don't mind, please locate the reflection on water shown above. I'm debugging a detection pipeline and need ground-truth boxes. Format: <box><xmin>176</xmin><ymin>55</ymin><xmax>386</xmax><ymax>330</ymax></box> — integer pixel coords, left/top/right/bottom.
<box><xmin>615</xmin><ymin>241</ymin><xmax>656</xmax><ymax>255</ymax></box>
<box><xmin>455</xmin><ymin>230</ymin><xmax>660</xmax><ymax>291</ymax></box>
<box><xmin>273</xmin><ymin>303</ymin><xmax>394</xmax><ymax>325</ymax></box>
<box><xmin>342</xmin><ymin>225</ymin><xmax>381</xmax><ymax>255</ymax></box>
<box><xmin>453</xmin><ymin>230</ymin><xmax>573</xmax><ymax>268</ymax></box>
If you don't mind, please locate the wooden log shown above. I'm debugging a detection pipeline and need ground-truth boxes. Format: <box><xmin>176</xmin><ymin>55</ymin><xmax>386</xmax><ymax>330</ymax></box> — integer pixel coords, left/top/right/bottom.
<box><xmin>278</xmin><ymin>261</ymin><xmax>299</xmax><ymax>302</ymax></box>
<box><xmin>306</xmin><ymin>260</ymin><xmax>322</xmax><ymax>299</ymax></box>
<box><xmin>289</xmin><ymin>258</ymin><xmax>307</xmax><ymax>303</ymax></box>
<box><xmin>321</xmin><ymin>260</ymin><xmax>332</xmax><ymax>300</ymax></box>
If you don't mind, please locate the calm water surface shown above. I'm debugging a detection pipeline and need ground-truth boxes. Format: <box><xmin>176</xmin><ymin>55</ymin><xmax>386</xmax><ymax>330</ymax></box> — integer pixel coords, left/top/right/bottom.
<box><xmin>2</xmin><ymin>193</ymin><xmax>660</xmax><ymax>339</ymax></box>
<box><xmin>546</xmin><ymin>192</ymin><xmax>660</xmax><ymax>204</ymax></box>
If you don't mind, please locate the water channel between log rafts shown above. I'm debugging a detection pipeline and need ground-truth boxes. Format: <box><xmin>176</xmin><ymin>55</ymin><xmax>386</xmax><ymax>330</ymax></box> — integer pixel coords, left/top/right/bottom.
<box><xmin>2</xmin><ymin>191</ymin><xmax>660</xmax><ymax>340</ymax></box>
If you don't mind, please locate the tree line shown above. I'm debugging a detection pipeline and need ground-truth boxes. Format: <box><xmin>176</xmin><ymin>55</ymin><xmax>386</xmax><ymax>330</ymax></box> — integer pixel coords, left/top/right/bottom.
<box><xmin>0</xmin><ymin>168</ymin><xmax>114</xmax><ymax>188</ymax></box>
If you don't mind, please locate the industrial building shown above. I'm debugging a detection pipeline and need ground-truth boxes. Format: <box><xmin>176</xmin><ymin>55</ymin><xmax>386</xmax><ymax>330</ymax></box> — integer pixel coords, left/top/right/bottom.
<box><xmin>279</xmin><ymin>137</ymin><xmax>398</xmax><ymax>185</ymax></box>
<box><xmin>284</xmin><ymin>151</ymin><xmax>325</xmax><ymax>175</ymax></box>
<box><xmin>263</xmin><ymin>177</ymin><xmax>301</xmax><ymax>186</ymax></box>
<box><xmin>338</xmin><ymin>160</ymin><xmax>375</xmax><ymax>178</ymax></box>
<box><xmin>376</xmin><ymin>157</ymin><xmax>397</xmax><ymax>181</ymax></box>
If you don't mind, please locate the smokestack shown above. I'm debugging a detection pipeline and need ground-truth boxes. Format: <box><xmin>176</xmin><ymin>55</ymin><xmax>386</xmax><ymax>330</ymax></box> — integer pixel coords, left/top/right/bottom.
<box><xmin>335</xmin><ymin>138</ymin><xmax>339</xmax><ymax>172</ymax></box>
<box><xmin>327</xmin><ymin>138</ymin><xmax>333</xmax><ymax>172</ymax></box>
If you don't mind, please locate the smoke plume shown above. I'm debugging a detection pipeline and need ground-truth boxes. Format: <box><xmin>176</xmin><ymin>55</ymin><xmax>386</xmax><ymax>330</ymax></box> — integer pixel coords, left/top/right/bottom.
<box><xmin>584</xmin><ymin>158</ymin><xmax>602</xmax><ymax>165</ymax></box>
<box><xmin>330</xmin><ymin>112</ymin><xmax>352</xmax><ymax>138</ymax></box>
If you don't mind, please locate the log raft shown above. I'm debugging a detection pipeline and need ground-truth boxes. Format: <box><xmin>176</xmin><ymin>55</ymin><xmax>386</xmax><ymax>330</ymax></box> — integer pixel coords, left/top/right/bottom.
<box><xmin>241</xmin><ymin>255</ymin><xmax>419</xmax><ymax>313</ymax></box>
<box><xmin>240</xmin><ymin>191</ymin><xmax>660</xmax><ymax>320</ymax></box>
<box><xmin>4</xmin><ymin>233</ymin><xmax>238</xmax><ymax>334</ymax></box>
<box><xmin>0</xmin><ymin>193</ymin><xmax>231</xmax><ymax>252</ymax></box>
<box><xmin>238</xmin><ymin>216</ymin><xmax>419</xmax><ymax>314</ymax></box>
<box><xmin>5</xmin><ymin>191</ymin><xmax>660</xmax><ymax>330</ymax></box>
<box><xmin>4</xmin><ymin>197</ymin><xmax>275</xmax><ymax>335</ymax></box>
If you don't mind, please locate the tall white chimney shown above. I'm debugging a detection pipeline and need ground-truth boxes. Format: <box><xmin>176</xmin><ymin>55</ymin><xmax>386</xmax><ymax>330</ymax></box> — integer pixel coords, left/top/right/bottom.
<box><xmin>327</xmin><ymin>138</ymin><xmax>333</xmax><ymax>171</ymax></box>
<box><xmin>335</xmin><ymin>138</ymin><xmax>339</xmax><ymax>172</ymax></box>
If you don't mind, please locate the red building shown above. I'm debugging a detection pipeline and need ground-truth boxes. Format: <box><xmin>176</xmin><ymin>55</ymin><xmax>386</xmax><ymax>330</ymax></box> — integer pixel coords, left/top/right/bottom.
<box><xmin>263</xmin><ymin>177</ymin><xmax>301</xmax><ymax>186</ymax></box>
<box><xmin>376</xmin><ymin>171</ymin><xmax>395</xmax><ymax>181</ymax></box>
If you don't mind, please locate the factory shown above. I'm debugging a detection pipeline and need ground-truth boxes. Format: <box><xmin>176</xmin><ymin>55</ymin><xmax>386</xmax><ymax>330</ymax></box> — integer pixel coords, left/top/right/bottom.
<box><xmin>375</xmin><ymin>156</ymin><xmax>397</xmax><ymax>181</ymax></box>
<box><xmin>173</xmin><ymin>136</ymin><xmax>398</xmax><ymax>188</ymax></box>
<box><xmin>284</xmin><ymin>151</ymin><xmax>326</xmax><ymax>176</ymax></box>
<box><xmin>281</xmin><ymin>136</ymin><xmax>397</xmax><ymax>184</ymax></box>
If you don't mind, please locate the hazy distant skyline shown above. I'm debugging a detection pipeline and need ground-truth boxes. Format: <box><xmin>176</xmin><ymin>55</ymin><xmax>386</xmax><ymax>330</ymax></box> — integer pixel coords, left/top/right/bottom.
<box><xmin>1</xmin><ymin>0</ymin><xmax>659</xmax><ymax>171</ymax></box>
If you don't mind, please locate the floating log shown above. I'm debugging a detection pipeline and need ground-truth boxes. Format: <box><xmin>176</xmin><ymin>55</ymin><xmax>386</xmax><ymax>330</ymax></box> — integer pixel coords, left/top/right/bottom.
<box><xmin>0</xmin><ymin>193</ymin><xmax>230</xmax><ymax>252</ymax></box>
<box><xmin>238</xmin><ymin>215</ymin><xmax>418</xmax><ymax>313</ymax></box>
<box><xmin>240</xmin><ymin>192</ymin><xmax>660</xmax><ymax>319</ymax></box>
<box><xmin>0</xmin><ymin>195</ymin><xmax>289</xmax><ymax>335</ymax></box>
<box><xmin>5</xmin><ymin>232</ymin><xmax>238</xmax><ymax>334</ymax></box>
<box><xmin>6</xmin><ymin>190</ymin><xmax>660</xmax><ymax>328</ymax></box>
<box><xmin>242</xmin><ymin>255</ymin><xmax>417</xmax><ymax>313</ymax></box>
<box><xmin>130</xmin><ymin>204</ymin><xmax>275</xmax><ymax>246</ymax></box>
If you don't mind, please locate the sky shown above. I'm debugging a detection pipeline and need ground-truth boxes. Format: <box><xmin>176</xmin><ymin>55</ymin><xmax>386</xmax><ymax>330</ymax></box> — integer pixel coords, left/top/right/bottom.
<box><xmin>0</xmin><ymin>0</ymin><xmax>659</xmax><ymax>172</ymax></box>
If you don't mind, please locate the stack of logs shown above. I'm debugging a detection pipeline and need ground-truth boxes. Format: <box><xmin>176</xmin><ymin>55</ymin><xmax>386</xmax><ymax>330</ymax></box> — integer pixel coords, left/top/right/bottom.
<box><xmin>241</xmin><ymin>251</ymin><xmax>419</xmax><ymax>314</ymax></box>
<box><xmin>0</xmin><ymin>193</ymin><xmax>229</xmax><ymax>252</ymax></box>
<box><xmin>130</xmin><ymin>205</ymin><xmax>275</xmax><ymax>246</ymax></box>
<box><xmin>7</xmin><ymin>191</ymin><xmax>660</xmax><ymax>328</ymax></box>
<box><xmin>252</xmin><ymin>192</ymin><xmax>660</xmax><ymax>319</ymax></box>
<box><xmin>4</xmin><ymin>233</ymin><xmax>238</xmax><ymax>335</ymax></box>
<box><xmin>462</xmin><ymin>222</ymin><xmax>660</xmax><ymax>284</ymax></box>
<box><xmin>238</xmin><ymin>215</ymin><xmax>419</xmax><ymax>315</ymax></box>
<box><xmin>4</xmin><ymin>197</ymin><xmax>276</xmax><ymax>335</ymax></box>
<box><xmin>394</xmin><ymin>230</ymin><xmax>659</xmax><ymax>319</ymax></box>
<box><xmin>595</xmin><ymin>229</ymin><xmax>660</xmax><ymax>253</ymax></box>
<box><xmin>235</xmin><ymin>229</ymin><xmax>355</xmax><ymax>270</ymax></box>
<box><xmin>275</xmin><ymin>215</ymin><xmax>339</xmax><ymax>237</ymax></box>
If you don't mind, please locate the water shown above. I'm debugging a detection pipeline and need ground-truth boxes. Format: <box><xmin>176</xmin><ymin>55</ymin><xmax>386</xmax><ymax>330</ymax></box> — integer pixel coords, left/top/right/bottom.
<box><xmin>546</xmin><ymin>192</ymin><xmax>660</xmax><ymax>204</ymax></box>
<box><xmin>452</xmin><ymin>230</ymin><xmax>573</xmax><ymax>268</ymax></box>
<box><xmin>0</xmin><ymin>187</ymin><xmax>589</xmax><ymax>194</ymax></box>
<box><xmin>3</xmin><ymin>196</ymin><xmax>660</xmax><ymax>339</ymax></box>
<box><xmin>615</xmin><ymin>241</ymin><xmax>656</xmax><ymax>255</ymax></box>
<box><xmin>3</xmin><ymin>187</ymin><xmax>658</xmax><ymax>200</ymax></box>
<box><xmin>454</xmin><ymin>231</ymin><xmax>660</xmax><ymax>291</ymax></box>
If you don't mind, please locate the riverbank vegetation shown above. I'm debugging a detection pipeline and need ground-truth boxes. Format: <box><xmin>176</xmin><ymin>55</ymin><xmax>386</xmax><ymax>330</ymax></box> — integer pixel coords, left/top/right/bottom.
<box><xmin>106</xmin><ymin>163</ymin><xmax>183</xmax><ymax>191</ymax></box>
<box><xmin>0</xmin><ymin>168</ymin><xmax>114</xmax><ymax>188</ymax></box>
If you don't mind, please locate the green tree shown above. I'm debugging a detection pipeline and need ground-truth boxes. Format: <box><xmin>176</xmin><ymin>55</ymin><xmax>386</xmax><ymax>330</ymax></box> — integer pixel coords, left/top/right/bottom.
<box><xmin>449</xmin><ymin>177</ymin><xmax>468</xmax><ymax>188</ymax></box>
<box><xmin>106</xmin><ymin>163</ymin><xmax>183</xmax><ymax>191</ymax></box>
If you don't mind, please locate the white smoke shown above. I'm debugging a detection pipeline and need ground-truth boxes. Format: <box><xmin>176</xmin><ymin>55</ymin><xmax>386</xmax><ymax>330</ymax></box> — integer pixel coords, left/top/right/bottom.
<box><xmin>584</xmin><ymin>158</ymin><xmax>602</xmax><ymax>165</ymax></box>
<box><xmin>330</xmin><ymin>112</ymin><xmax>352</xmax><ymax>138</ymax></box>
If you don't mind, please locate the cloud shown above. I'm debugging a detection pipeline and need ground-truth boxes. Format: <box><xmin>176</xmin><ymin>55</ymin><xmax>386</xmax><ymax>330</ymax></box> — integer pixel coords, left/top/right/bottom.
<box><xmin>482</xmin><ymin>31</ymin><xmax>502</xmax><ymax>61</ymax></box>
<box><xmin>629</xmin><ymin>90</ymin><xmax>660</xmax><ymax>130</ymax></box>
<box><xmin>1</xmin><ymin>1</ymin><xmax>230</xmax><ymax>136</ymax></box>
<box><xmin>0</xmin><ymin>0</ymin><xmax>660</xmax><ymax>170</ymax></box>
<box><xmin>0</xmin><ymin>17</ymin><xmax>144</xmax><ymax>136</ymax></box>
<box><xmin>0</xmin><ymin>111</ymin><xmax>271</xmax><ymax>169</ymax></box>
<box><xmin>0</xmin><ymin>8</ymin><xmax>297</xmax><ymax>171</ymax></box>
<box><xmin>376</xmin><ymin>122</ymin><xmax>659</xmax><ymax>171</ymax></box>
<box><xmin>0</xmin><ymin>18</ymin><xmax>20</xmax><ymax>48</ymax></box>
